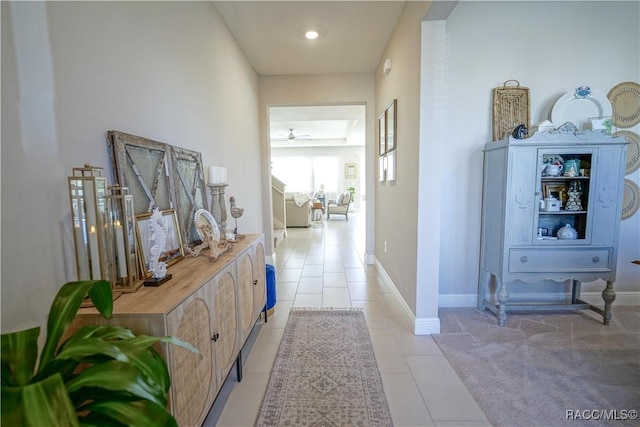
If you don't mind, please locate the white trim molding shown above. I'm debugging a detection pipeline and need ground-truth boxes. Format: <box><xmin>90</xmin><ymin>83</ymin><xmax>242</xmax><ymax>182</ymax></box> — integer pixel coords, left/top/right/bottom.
<box><xmin>364</xmin><ymin>252</ymin><xmax>375</xmax><ymax>265</ymax></box>
<box><xmin>375</xmin><ymin>258</ymin><xmax>441</xmax><ymax>335</ymax></box>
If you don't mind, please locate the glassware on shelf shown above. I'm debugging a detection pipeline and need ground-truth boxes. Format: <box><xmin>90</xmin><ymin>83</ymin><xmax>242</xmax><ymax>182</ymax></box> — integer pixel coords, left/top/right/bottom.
<box><xmin>566</xmin><ymin>180</ymin><xmax>583</xmax><ymax>211</ymax></box>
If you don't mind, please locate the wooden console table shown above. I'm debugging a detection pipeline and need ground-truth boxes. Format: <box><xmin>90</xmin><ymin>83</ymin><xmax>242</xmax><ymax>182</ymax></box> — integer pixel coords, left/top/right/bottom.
<box><xmin>73</xmin><ymin>234</ymin><xmax>266</xmax><ymax>426</ymax></box>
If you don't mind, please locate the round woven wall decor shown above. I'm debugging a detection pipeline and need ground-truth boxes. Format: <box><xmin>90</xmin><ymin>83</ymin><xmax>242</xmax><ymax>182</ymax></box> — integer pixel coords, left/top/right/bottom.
<box><xmin>622</xmin><ymin>179</ymin><xmax>640</xmax><ymax>220</ymax></box>
<box><xmin>613</xmin><ymin>131</ymin><xmax>640</xmax><ymax>174</ymax></box>
<box><xmin>607</xmin><ymin>81</ymin><xmax>640</xmax><ymax>128</ymax></box>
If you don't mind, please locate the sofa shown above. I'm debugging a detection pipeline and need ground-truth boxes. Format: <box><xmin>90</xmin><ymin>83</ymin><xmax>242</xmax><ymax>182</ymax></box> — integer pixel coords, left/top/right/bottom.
<box><xmin>285</xmin><ymin>193</ymin><xmax>312</xmax><ymax>227</ymax></box>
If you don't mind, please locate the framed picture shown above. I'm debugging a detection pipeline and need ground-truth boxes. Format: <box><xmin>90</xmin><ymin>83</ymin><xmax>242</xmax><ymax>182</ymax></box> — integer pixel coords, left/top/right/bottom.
<box><xmin>543</xmin><ymin>182</ymin><xmax>568</xmax><ymax>204</ymax></box>
<box><xmin>107</xmin><ymin>131</ymin><xmax>176</xmax><ymax>216</ymax></box>
<box><xmin>379</xmin><ymin>157</ymin><xmax>386</xmax><ymax>182</ymax></box>
<box><xmin>378</xmin><ymin>111</ymin><xmax>386</xmax><ymax>155</ymax></box>
<box><xmin>135</xmin><ymin>208</ymin><xmax>184</xmax><ymax>278</ymax></box>
<box><xmin>345</xmin><ymin>163</ymin><xmax>357</xmax><ymax>179</ymax></box>
<box><xmin>170</xmin><ymin>145</ymin><xmax>208</xmax><ymax>249</ymax></box>
<box><xmin>108</xmin><ymin>131</ymin><xmax>208</xmax><ymax>252</ymax></box>
<box><xmin>589</xmin><ymin>116</ymin><xmax>612</xmax><ymax>134</ymax></box>
<box><xmin>386</xmin><ymin>99</ymin><xmax>397</xmax><ymax>152</ymax></box>
<box><xmin>386</xmin><ymin>151</ymin><xmax>396</xmax><ymax>182</ymax></box>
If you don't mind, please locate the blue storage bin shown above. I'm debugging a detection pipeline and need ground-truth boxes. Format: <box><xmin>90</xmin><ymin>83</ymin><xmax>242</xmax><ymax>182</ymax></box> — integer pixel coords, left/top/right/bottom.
<box><xmin>265</xmin><ymin>264</ymin><xmax>276</xmax><ymax>314</ymax></box>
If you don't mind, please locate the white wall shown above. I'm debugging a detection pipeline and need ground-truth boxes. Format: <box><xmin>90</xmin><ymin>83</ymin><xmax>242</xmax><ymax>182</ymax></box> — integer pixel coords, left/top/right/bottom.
<box><xmin>1</xmin><ymin>1</ymin><xmax>262</xmax><ymax>333</ymax></box>
<box><xmin>375</xmin><ymin>2</ymin><xmax>433</xmax><ymax>330</ymax></box>
<box><xmin>429</xmin><ymin>1</ymin><xmax>640</xmax><ymax>306</ymax></box>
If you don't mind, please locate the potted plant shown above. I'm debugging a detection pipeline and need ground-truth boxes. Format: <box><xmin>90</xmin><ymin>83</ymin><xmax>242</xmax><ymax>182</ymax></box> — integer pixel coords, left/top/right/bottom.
<box><xmin>347</xmin><ymin>186</ymin><xmax>356</xmax><ymax>200</ymax></box>
<box><xmin>1</xmin><ymin>280</ymin><xmax>197</xmax><ymax>426</ymax></box>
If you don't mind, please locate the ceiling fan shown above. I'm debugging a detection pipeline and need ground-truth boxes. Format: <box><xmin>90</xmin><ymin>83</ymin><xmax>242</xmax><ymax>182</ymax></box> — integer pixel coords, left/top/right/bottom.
<box><xmin>283</xmin><ymin>128</ymin><xmax>312</xmax><ymax>141</ymax></box>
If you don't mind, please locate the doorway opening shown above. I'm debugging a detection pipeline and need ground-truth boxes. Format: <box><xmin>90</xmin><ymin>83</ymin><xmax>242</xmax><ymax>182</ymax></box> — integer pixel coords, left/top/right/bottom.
<box><xmin>268</xmin><ymin>104</ymin><xmax>366</xmax><ymax>246</ymax></box>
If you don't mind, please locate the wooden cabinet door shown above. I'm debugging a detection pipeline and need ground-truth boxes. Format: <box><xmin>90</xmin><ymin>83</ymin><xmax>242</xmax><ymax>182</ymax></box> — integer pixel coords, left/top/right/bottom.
<box><xmin>166</xmin><ymin>284</ymin><xmax>216</xmax><ymax>427</ymax></box>
<box><xmin>252</xmin><ymin>240</ymin><xmax>266</xmax><ymax>320</ymax></box>
<box><xmin>212</xmin><ymin>264</ymin><xmax>239</xmax><ymax>384</ymax></box>
<box><xmin>237</xmin><ymin>250</ymin><xmax>255</xmax><ymax>341</ymax></box>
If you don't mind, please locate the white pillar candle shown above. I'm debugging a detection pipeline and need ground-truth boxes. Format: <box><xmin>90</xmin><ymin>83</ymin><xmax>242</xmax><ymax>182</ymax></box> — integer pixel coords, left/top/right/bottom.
<box><xmin>114</xmin><ymin>220</ymin><xmax>127</xmax><ymax>278</ymax></box>
<box><xmin>74</xmin><ymin>225</ymin><xmax>89</xmax><ymax>279</ymax></box>
<box><xmin>88</xmin><ymin>224</ymin><xmax>101</xmax><ymax>279</ymax></box>
<box><xmin>220</xmin><ymin>167</ymin><xmax>227</xmax><ymax>184</ymax></box>
<box><xmin>209</xmin><ymin>166</ymin><xmax>219</xmax><ymax>185</ymax></box>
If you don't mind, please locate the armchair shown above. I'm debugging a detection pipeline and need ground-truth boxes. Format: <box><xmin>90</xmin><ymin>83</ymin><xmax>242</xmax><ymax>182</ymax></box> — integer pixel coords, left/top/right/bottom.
<box><xmin>327</xmin><ymin>191</ymin><xmax>351</xmax><ymax>221</ymax></box>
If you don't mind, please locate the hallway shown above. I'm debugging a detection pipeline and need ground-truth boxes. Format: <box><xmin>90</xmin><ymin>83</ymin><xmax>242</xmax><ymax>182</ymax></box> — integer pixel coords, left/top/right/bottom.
<box><xmin>205</xmin><ymin>211</ymin><xmax>490</xmax><ymax>426</ymax></box>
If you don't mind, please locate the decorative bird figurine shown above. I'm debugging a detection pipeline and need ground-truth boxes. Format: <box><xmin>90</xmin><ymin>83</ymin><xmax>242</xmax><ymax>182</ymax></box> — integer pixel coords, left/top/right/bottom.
<box><xmin>229</xmin><ymin>196</ymin><xmax>244</xmax><ymax>236</ymax></box>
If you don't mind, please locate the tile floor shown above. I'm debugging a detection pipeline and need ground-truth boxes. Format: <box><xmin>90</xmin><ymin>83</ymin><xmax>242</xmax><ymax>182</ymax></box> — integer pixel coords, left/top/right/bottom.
<box><xmin>204</xmin><ymin>211</ymin><xmax>490</xmax><ymax>427</ymax></box>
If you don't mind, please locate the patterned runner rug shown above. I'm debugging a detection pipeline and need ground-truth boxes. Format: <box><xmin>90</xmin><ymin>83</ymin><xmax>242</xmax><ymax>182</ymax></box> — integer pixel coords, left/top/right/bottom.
<box><xmin>256</xmin><ymin>308</ymin><xmax>394</xmax><ymax>426</ymax></box>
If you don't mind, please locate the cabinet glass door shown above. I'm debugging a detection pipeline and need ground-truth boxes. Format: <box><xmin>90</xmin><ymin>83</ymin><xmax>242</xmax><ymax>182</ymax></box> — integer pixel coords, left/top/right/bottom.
<box><xmin>536</xmin><ymin>150</ymin><xmax>593</xmax><ymax>243</ymax></box>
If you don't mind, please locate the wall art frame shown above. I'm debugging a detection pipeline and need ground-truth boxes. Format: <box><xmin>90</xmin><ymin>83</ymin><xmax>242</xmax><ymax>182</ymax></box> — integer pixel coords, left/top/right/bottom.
<box><xmin>135</xmin><ymin>208</ymin><xmax>184</xmax><ymax>279</ymax></box>
<box><xmin>108</xmin><ymin>130</ymin><xmax>207</xmax><ymax>251</ymax></box>
<box><xmin>345</xmin><ymin>163</ymin><xmax>357</xmax><ymax>179</ymax></box>
<box><xmin>385</xmin><ymin>99</ymin><xmax>397</xmax><ymax>152</ymax></box>
<box><xmin>170</xmin><ymin>145</ymin><xmax>208</xmax><ymax>247</ymax></box>
<box><xmin>378</xmin><ymin>99</ymin><xmax>398</xmax><ymax>181</ymax></box>
<box><xmin>378</xmin><ymin>111</ymin><xmax>386</xmax><ymax>156</ymax></box>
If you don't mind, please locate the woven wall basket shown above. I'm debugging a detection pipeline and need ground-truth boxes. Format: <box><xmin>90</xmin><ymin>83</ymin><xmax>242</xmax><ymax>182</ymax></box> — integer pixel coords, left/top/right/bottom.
<box><xmin>493</xmin><ymin>80</ymin><xmax>530</xmax><ymax>141</ymax></box>
<box><xmin>608</xmin><ymin>81</ymin><xmax>640</xmax><ymax>128</ymax></box>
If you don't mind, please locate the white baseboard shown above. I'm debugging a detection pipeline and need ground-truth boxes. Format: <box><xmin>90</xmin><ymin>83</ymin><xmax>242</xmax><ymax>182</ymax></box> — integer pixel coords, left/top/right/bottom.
<box><xmin>374</xmin><ymin>258</ymin><xmax>440</xmax><ymax>335</ymax></box>
<box><xmin>414</xmin><ymin>317</ymin><xmax>441</xmax><ymax>335</ymax></box>
<box><xmin>363</xmin><ymin>252</ymin><xmax>374</xmax><ymax>265</ymax></box>
<box><xmin>370</xmin><ymin>262</ymin><xmax>639</xmax><ymax>332</ymax></box>
<box><xmin>439</xmin><ymin>291</ymin><xmax>640</xmax><ymax>307</ymax></box>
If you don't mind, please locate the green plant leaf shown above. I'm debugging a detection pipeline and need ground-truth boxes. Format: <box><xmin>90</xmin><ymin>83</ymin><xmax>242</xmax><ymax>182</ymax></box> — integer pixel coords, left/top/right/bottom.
<box><xmin>1</xmin><ymin>385</ymin><xmax>26</xmax><ymax>425</ymax></box>
<box><xmin>55</xmin><ymin>338</ymin><xmax>129</xmax><ymax>363</ymax></box>
<box><xmin>1</xmin><ymin>326</ymin><xmax>39</xmax><ymax>387</ymax></box>
<box><xmin>66</xmin><ymin>360</ymin><xmax>166</xmax><ymax>406</ymax></box>
<box><xmin>111</xmin><ymin>340</ymin><xmax>170</xmax><ymax>394</ymax></box>
<box><xmin>32</xmin><ymin>358</ymin><xmax>78</xmax><ymax>385</ymax></box>
<box><xmin>82</xmin><ymin>399</ymin><xmax>177</xmax><ymax>427</ymax></box>
<box><xmin>36</xmin><ymin>338</ymin><xmax>128</xmax><ymax>383</ymax></box>
<box><xmin>129</xmin><ymin>335</ymin><xmax>200</xmax><ymax>355</ymax></box>
<box><xmin>3</xmin><ymin>379</ymin><xmax>80</xmax><ymax>426</ymax></box>
<box><xmin>67</xmin><ymin>325</ymin><xmax>135</xmax><ymax>343</ymax></box>
<box><xmin>39</xmin><ymin>280</ymin><xmax>112</xmax><ymax>372</ymax></box>
<box><xmin>87</xmin><ymin>281</ymin><xmax>114</xmax><ymax>317</ymax></box>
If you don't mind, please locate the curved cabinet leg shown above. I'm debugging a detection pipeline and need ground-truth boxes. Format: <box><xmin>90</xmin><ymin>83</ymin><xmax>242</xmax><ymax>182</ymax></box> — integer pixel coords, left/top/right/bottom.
<box><xmin>477</xmin><ymin>270</ymin><xmax>489</xmax><ymax>310</ymax></box>
<box><xmin>496</xmin><ymin>279</ymin><xmax>509</xmax><ymax>327</ymax></box>
<box><xmin>601</xmin><ymin>281</ymin><xmax>616</xmax><ymax>325</ymax></box>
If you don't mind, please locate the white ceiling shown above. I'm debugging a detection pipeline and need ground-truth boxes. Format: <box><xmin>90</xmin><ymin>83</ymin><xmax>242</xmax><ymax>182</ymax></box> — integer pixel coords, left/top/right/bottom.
<box><xmin>211</xmin><ymin>1</ymin><xmax>406</xmax><ymax>147</ymax></box>
<box><xmin>212</xmin><ymin>1</ymin><xmax>406</xmax><ymax>76</ymax></box>
<box><xmin>269</xmin><ymin>104</ymin><xmax>366</xmax><ymax>147</ymax></box>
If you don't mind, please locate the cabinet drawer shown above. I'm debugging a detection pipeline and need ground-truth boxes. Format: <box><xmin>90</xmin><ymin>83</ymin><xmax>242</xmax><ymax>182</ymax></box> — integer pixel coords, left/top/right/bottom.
<box><xmin>508</xmin><ymin>248</ymin><xmax>611</xmax><ymax>272</ymax></box>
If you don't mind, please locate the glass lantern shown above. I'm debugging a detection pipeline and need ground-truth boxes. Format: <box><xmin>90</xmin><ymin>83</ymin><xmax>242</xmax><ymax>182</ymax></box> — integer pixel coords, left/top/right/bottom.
<box><xmin>68</xmin><ymin>165</ymin><xmax>112</xmax><ymax>283</ymax></box>
<box><xmin>108</xmin><ymin>185</ymin><xmax>141</xmax><ymax>292</ymax></box>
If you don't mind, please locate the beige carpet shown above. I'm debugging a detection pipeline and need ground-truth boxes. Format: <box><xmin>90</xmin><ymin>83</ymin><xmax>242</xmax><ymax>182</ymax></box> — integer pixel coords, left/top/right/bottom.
<box><xmin>256</xmin><ymin>308</ymin><xmax>393</xmax><ymax>427</ymax></box>
<box><xmin>433</xmin><ymin>307</ymin><xmax>640</xmax><ymax>427</ymax></box>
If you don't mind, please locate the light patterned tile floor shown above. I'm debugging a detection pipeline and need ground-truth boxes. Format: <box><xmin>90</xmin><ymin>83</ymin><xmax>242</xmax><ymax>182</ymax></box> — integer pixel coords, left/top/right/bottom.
<box><xmin>203</xmin><ymin>211</ymin><xmax>490</xmax><ymax>427</ymax></box>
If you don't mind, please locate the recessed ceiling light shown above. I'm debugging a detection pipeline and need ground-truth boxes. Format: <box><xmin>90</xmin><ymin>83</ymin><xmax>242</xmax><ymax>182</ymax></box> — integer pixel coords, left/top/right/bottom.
<box><xmin>305</xmin><ymin>30</ymin><xmax>319</xmax><ymax>40</ymax></box>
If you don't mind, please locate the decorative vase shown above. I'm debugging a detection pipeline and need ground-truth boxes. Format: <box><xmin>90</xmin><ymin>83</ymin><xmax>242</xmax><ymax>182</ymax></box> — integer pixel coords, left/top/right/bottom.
<box><xmin>565</xmin><ymin>180</ymin><xmax>583</xmax><ymax>211</ymax></box>
<box><xmin>557</xmin><ymin>223</ymin><xmax>578</xmax><ymax>240</ymax></box>
<box><xmin>565</xmin><ymin>191</ymin><xmax>583</xmax><ymax>211</ymax></box>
